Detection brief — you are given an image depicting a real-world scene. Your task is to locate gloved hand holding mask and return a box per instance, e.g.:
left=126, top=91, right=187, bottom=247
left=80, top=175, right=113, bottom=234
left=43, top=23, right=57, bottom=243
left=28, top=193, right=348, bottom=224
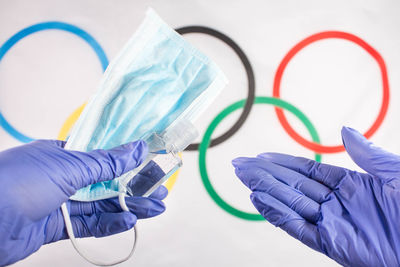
left=233, top=127, right=400, bottom=266
left=0, top=140, right=167, bottom=266
left=59, top=8, right=227, bottom=266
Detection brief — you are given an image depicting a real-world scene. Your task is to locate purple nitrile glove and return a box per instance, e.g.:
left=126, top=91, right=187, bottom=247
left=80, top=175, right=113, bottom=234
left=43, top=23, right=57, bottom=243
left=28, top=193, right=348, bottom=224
left=0, top=140, right=167, bottom=266
left=232, top=127, right=400, bottom=266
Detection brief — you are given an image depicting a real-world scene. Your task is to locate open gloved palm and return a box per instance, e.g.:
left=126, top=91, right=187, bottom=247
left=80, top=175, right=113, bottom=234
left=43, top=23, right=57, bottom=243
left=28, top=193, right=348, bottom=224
left=233, top=127, right=400, bottom=266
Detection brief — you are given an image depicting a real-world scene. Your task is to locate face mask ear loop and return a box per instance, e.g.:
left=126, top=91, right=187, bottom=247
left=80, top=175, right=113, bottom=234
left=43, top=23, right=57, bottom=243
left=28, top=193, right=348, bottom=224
left=118, top=192, right=129, bottom=211
left=60, top=200, right=138, bottom=266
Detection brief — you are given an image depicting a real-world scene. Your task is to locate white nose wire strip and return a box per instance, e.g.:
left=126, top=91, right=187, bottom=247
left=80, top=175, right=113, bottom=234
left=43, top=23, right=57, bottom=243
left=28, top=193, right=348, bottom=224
left=60, top=197, right=137, bottom=266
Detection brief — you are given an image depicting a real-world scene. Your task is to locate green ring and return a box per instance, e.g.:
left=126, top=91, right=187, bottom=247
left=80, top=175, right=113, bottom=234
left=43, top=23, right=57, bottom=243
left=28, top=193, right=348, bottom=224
left=199, top=96, right=322, bottom=221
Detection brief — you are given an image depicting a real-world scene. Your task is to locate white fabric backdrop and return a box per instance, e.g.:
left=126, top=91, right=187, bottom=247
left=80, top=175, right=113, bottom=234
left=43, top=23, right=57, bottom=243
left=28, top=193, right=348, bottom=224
left=1, top=0, right=399, bottom=266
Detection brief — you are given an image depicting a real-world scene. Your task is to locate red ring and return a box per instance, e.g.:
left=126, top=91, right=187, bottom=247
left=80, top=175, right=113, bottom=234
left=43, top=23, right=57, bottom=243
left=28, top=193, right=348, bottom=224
left=273, top=31, right=390, bottom=154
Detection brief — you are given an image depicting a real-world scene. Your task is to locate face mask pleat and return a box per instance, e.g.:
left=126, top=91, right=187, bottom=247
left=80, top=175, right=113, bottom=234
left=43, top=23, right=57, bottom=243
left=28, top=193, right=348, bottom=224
left=93, top=46, right=203, bottom=151
left=73, top=179, right=119, bottom=199
left=154, top=64, right=217, bottom=133
left=133, top=56, right=204, bottom=137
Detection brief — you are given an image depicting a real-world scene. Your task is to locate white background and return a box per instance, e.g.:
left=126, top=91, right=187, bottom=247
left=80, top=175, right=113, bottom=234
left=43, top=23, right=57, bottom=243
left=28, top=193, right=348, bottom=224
left=1, top=0, right=400, bottom=266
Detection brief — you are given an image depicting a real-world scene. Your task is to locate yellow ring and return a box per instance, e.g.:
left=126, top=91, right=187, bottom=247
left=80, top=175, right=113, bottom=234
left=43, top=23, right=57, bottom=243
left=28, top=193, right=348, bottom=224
left=57, top=103, right=181, bottom=193
left=57, top=103, right=86, bottom=140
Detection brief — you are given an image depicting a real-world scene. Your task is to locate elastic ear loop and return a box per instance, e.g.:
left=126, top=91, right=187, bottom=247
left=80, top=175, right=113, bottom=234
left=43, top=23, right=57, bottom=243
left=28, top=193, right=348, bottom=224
left=60, top=193, right=137, bottom=266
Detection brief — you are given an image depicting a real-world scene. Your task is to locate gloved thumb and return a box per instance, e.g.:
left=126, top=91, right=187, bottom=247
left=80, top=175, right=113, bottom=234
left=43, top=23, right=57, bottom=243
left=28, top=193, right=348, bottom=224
left=62, top=140, right=148, bottom=190
left=341, top=126, right=400, bottom=179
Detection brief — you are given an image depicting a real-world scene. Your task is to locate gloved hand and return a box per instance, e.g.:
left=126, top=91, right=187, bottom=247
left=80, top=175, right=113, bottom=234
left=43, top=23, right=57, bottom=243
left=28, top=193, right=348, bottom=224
left=0, top=140, right=167, bottom=266
left=232, top=127, right=400, bottom=266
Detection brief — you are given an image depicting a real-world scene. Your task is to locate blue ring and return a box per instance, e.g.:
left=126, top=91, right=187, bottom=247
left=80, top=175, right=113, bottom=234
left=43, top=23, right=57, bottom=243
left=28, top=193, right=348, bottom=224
left=0, top=21, right=109, bottom=143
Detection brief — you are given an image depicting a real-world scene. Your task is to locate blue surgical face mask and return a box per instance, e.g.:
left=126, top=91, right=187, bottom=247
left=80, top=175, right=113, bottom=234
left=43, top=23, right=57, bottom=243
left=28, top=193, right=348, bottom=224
left=60, top=8, right=227, bottom=266
left=64, top=8, right=227, bottom=202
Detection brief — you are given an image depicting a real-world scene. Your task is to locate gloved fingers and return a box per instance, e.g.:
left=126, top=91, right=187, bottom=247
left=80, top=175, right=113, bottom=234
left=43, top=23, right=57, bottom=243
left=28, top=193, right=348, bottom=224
left=71, top=211, right=137, bottom=238
left=257, top=153, right=348, bottom=189
left=234, top=165, right=320, bottom=223
left=342, top=126, right=400, bottom=179
left=148, top=185, right=169, bottom=200
left=36, top=139, right=66, bottom=148
left=232, top=157, right=331, bottom=203
left=251, top=191, right=322, bottom=253
left=69, top=196, right=166, bottom=219
left=123, top=197, right=166, bottom=219
left=63, top=140, right=148, bottom=190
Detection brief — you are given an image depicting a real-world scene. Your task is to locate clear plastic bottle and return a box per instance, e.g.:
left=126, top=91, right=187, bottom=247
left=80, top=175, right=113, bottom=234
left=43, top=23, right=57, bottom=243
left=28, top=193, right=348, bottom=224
left=120, top=120, right=198, bottom=197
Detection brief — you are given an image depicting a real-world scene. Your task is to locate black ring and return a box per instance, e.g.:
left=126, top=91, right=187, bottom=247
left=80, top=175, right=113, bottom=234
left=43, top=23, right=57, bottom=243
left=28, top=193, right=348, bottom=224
left=175, top=26, right=256, bottom=151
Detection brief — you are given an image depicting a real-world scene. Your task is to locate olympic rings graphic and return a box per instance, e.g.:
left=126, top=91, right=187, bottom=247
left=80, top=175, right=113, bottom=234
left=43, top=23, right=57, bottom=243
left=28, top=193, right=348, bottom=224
left=199, top=96, right=322, bottom=221
left=0, top=21, right=109, bottom=143
left=176, top=26, right=256, bottom=151
left=1, top=22, right=391, bottom=221
left=273, top=31, right=390, bottom=153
